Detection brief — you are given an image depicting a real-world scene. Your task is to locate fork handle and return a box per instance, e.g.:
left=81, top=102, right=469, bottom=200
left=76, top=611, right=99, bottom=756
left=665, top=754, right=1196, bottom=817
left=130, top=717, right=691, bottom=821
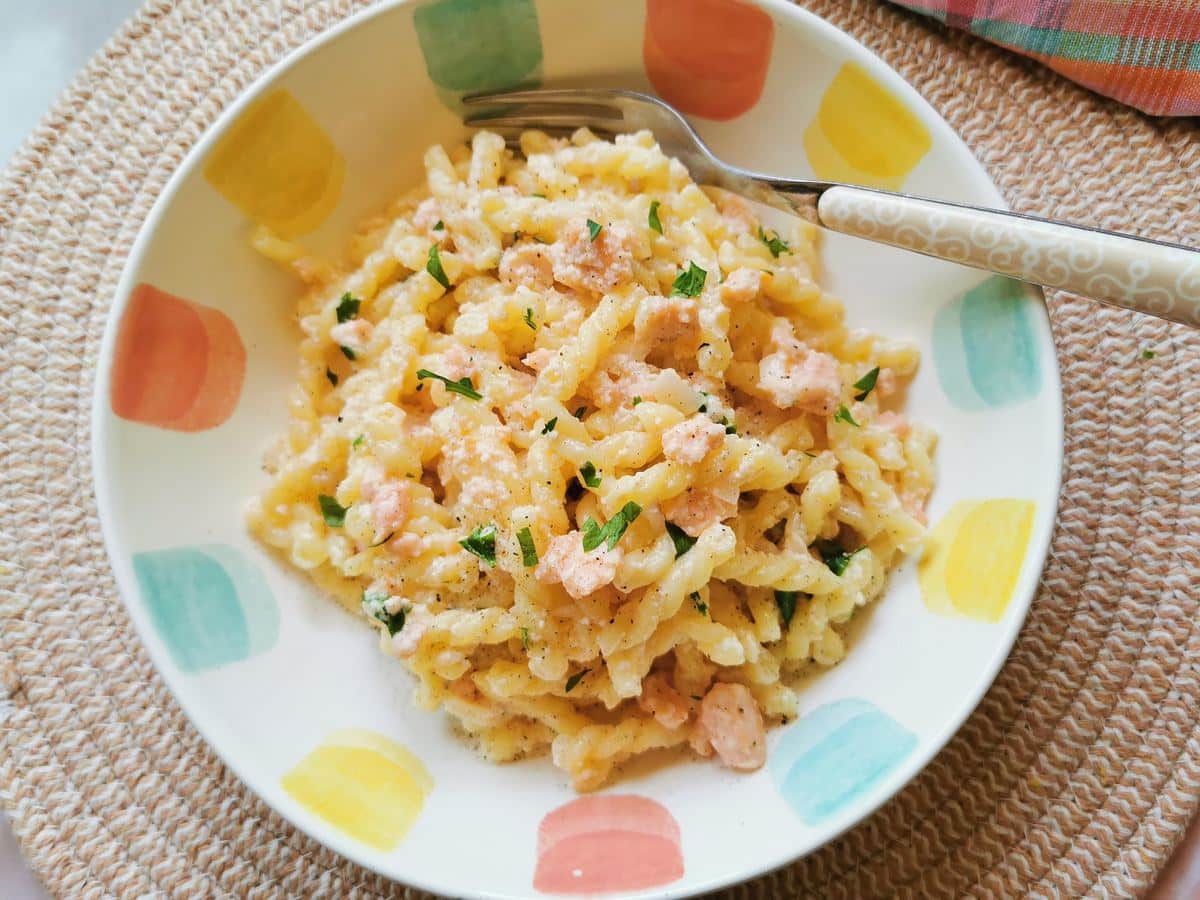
left=816, top=184, right=1200, bottom=327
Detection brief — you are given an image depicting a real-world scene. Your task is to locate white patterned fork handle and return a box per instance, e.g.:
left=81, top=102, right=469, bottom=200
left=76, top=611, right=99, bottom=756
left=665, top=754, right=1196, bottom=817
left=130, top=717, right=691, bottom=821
left=816, top=185, right=1200, bottom=327
left=465, top=88, right=1200, bottom=328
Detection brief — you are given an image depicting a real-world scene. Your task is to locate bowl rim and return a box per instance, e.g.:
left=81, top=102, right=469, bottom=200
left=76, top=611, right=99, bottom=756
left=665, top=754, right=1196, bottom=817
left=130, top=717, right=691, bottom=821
left=90, top=1, right=1064, bottom=896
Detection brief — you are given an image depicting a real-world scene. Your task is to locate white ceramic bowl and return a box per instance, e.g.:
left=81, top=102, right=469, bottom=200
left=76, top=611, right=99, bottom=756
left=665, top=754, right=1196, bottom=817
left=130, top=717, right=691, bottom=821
left=92, top=1, right=1063, bottom=896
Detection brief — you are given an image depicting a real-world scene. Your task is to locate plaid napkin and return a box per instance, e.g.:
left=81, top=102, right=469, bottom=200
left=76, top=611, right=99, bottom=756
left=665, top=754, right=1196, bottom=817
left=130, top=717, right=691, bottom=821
left=891, top=0, right=1200, bottom=115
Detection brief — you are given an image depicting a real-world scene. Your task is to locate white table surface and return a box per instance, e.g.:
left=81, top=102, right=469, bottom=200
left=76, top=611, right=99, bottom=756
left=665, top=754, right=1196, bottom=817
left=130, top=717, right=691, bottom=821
left=1, top=3, right=1195, bottom=898
left=0, top=6, right=143, bottom=895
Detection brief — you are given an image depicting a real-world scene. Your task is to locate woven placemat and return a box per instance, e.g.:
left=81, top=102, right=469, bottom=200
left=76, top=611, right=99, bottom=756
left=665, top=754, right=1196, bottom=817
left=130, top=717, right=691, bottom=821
left=2, top=1, right=1198, bottom=897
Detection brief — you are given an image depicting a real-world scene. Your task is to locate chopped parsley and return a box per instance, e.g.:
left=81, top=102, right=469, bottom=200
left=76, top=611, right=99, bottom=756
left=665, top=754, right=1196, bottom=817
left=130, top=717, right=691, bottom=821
left=352, top=434, right=365, bottom=450
left=564, top=668, right=590, bottom=693
left=520, top=627, right=531, bottom=650
left=362, top=591, right=406, bottom=637
left=648, top=200, right=663, bottom=234
left=579, top=461, right=601, bottom=488
left=1141, top=348, right=1157, bottom=360
left=632, top=396, right=643, bottom=406
left=325, top=368, right=339, bottom=387
left=817, top=542, right=862, bottom=576
left=532, top=192, right=547, bottom=199
left=581, top=501, right=642, bottom=552
left=586, top=218, right=602, bottom=242
left=690, top=591, right=708, bottom=616
left=335, top=292, right=360, bottom=323
left=774, top=590, right=799, bottom=627
left=416, top=368, right=482, bottom=400
left=317, top=494, right=348, bottom=527
left=340, top=345, right=357, bottom=361
left=426, top=243, right=451, bottom=289
left=517, top=526, right=539, bottom=567
left=698, top=402, right=708, bottom=413
left=459, top=524, right=498, bottom=566
left=523, top=307, right=536, bottom=330
left=833, top=405, right=860, bottom=427
left=670, top=261, right=707, bottom=298
left=573, top=406, right=587, bottom=419
left=433, top=220, right=445, bottom=231
left=665, top=521, right=697, bottom=558
left=853, top=367, right=880, bottom=401
left=541, top=417, right=558, bottom=434
left=758, top=226, right=790, bottom=258
left=719, top=416, right=737, bottom=435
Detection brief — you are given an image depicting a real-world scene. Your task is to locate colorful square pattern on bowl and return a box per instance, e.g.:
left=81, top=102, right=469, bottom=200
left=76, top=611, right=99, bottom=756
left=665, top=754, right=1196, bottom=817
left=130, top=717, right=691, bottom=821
left=535, top=795, right=683, bottom=894
left=131, top=544, right=278, bottom=672
left=109, top=283, right=245, bottom=432
left=643, top=0, right=774, bottom=120
left=282, top=729, right=433, bottom=851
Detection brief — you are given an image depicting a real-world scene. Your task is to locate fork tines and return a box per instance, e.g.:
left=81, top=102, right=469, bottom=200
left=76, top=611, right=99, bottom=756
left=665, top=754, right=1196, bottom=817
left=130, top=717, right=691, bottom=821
left=462, top=89, right=630, bottom=143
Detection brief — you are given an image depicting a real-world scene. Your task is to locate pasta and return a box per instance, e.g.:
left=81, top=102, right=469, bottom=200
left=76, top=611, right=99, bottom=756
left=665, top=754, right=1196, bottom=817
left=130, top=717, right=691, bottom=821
left=246, top=129, right=936, bottom=790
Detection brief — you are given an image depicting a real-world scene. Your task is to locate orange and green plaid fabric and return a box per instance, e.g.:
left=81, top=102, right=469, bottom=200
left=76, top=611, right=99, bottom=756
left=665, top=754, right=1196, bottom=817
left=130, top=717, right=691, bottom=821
left=891, top=0, right=1200, bottom=115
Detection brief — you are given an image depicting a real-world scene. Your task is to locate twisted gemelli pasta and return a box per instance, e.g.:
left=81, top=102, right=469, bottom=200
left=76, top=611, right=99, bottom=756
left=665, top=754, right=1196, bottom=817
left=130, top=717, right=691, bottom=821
left=246, top=129, right=936, bottom=790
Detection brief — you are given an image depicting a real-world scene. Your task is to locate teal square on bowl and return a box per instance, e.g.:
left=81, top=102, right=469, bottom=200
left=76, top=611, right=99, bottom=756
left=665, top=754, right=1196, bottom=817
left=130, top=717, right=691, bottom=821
left=132, top=545, right=278, bottom=672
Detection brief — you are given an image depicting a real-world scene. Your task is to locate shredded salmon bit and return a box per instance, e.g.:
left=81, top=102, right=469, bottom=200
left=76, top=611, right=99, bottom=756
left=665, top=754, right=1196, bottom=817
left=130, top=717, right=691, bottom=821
left=690, top=682, right=766, bottom=771
left=535, top=532, right=623, bottom=599
left=719, top=267, right=763, bottom=304
left=551, top=217, right=636, bottom=294
left=758, top=321, right=841, bottom=415
left=638, top=673, right=691, bottom=729
left=661, top=414, right=726, bottom=465
left=660, top=484, right=739, bottom=537
left=499, top=241, right=554, bottom=290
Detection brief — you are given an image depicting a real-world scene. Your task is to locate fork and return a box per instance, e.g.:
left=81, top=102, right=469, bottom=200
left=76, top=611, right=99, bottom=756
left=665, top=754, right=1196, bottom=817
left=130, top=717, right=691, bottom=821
left=464, top=88, right=1200, bottom=328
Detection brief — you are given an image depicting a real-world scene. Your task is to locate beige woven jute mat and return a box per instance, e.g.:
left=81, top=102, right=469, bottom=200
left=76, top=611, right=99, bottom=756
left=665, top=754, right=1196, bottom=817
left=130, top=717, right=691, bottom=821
left=2, top=1, right=1198, bottom=897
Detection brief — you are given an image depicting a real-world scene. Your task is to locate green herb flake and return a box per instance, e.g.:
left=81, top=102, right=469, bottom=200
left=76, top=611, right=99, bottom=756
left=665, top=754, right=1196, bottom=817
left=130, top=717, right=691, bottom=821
left=586, top=219, right=603, bottom=242
left=690, top=591, right=708, bottom=616
left=670, top=261, right=707, bottom=298
left=340, top=345, right=357, bottom=361
left=817, top=542, right=862, bottom=576
left=541, top=417, right=558, bottom=434
left=318, top=494, right=348, bottom=528
left=517, top=526, right=539, bottom=567
left=426, top=243, right=451, bottom=289
left=362, top=591, right=407, bottom=637
left=665, top=521, right=697, bottom=558
left=325, top=368, right=339, bottom=387
left=459, top=523, right=498, bottom=566
left=648, top=200, right=663, bottom=234
left=632, top=396, right=643, bottom=406
left=532, top=192, right=547, bottom=199
left=580, top=461, right=601, bottom=488
left=564, top=668, right=590, bottom=693
left=335, top=292, right=361, bottom=323
left=833, top=405, right=860, bottom=427
left=774, top=590, right=799, bottom=627
left=416, top=368, right=482, bottom=401
left=520, top=626, right=531, bottom=650
left=574, top=406, right=587, bottom=420
left=853, top=367, right=880, bottom=402
left=524, top=307, right=537, bottom=330
left=1141, top=348, right=1157, bottom=360
left=698, top=403, right=708, bottom=413
left=352, top=434, right=365, bottom=450
left=581, top=502, right=643, bottom=553
left=433, top=220, right=445, bottom=231
left=758, top=226, right=790, bottom=258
